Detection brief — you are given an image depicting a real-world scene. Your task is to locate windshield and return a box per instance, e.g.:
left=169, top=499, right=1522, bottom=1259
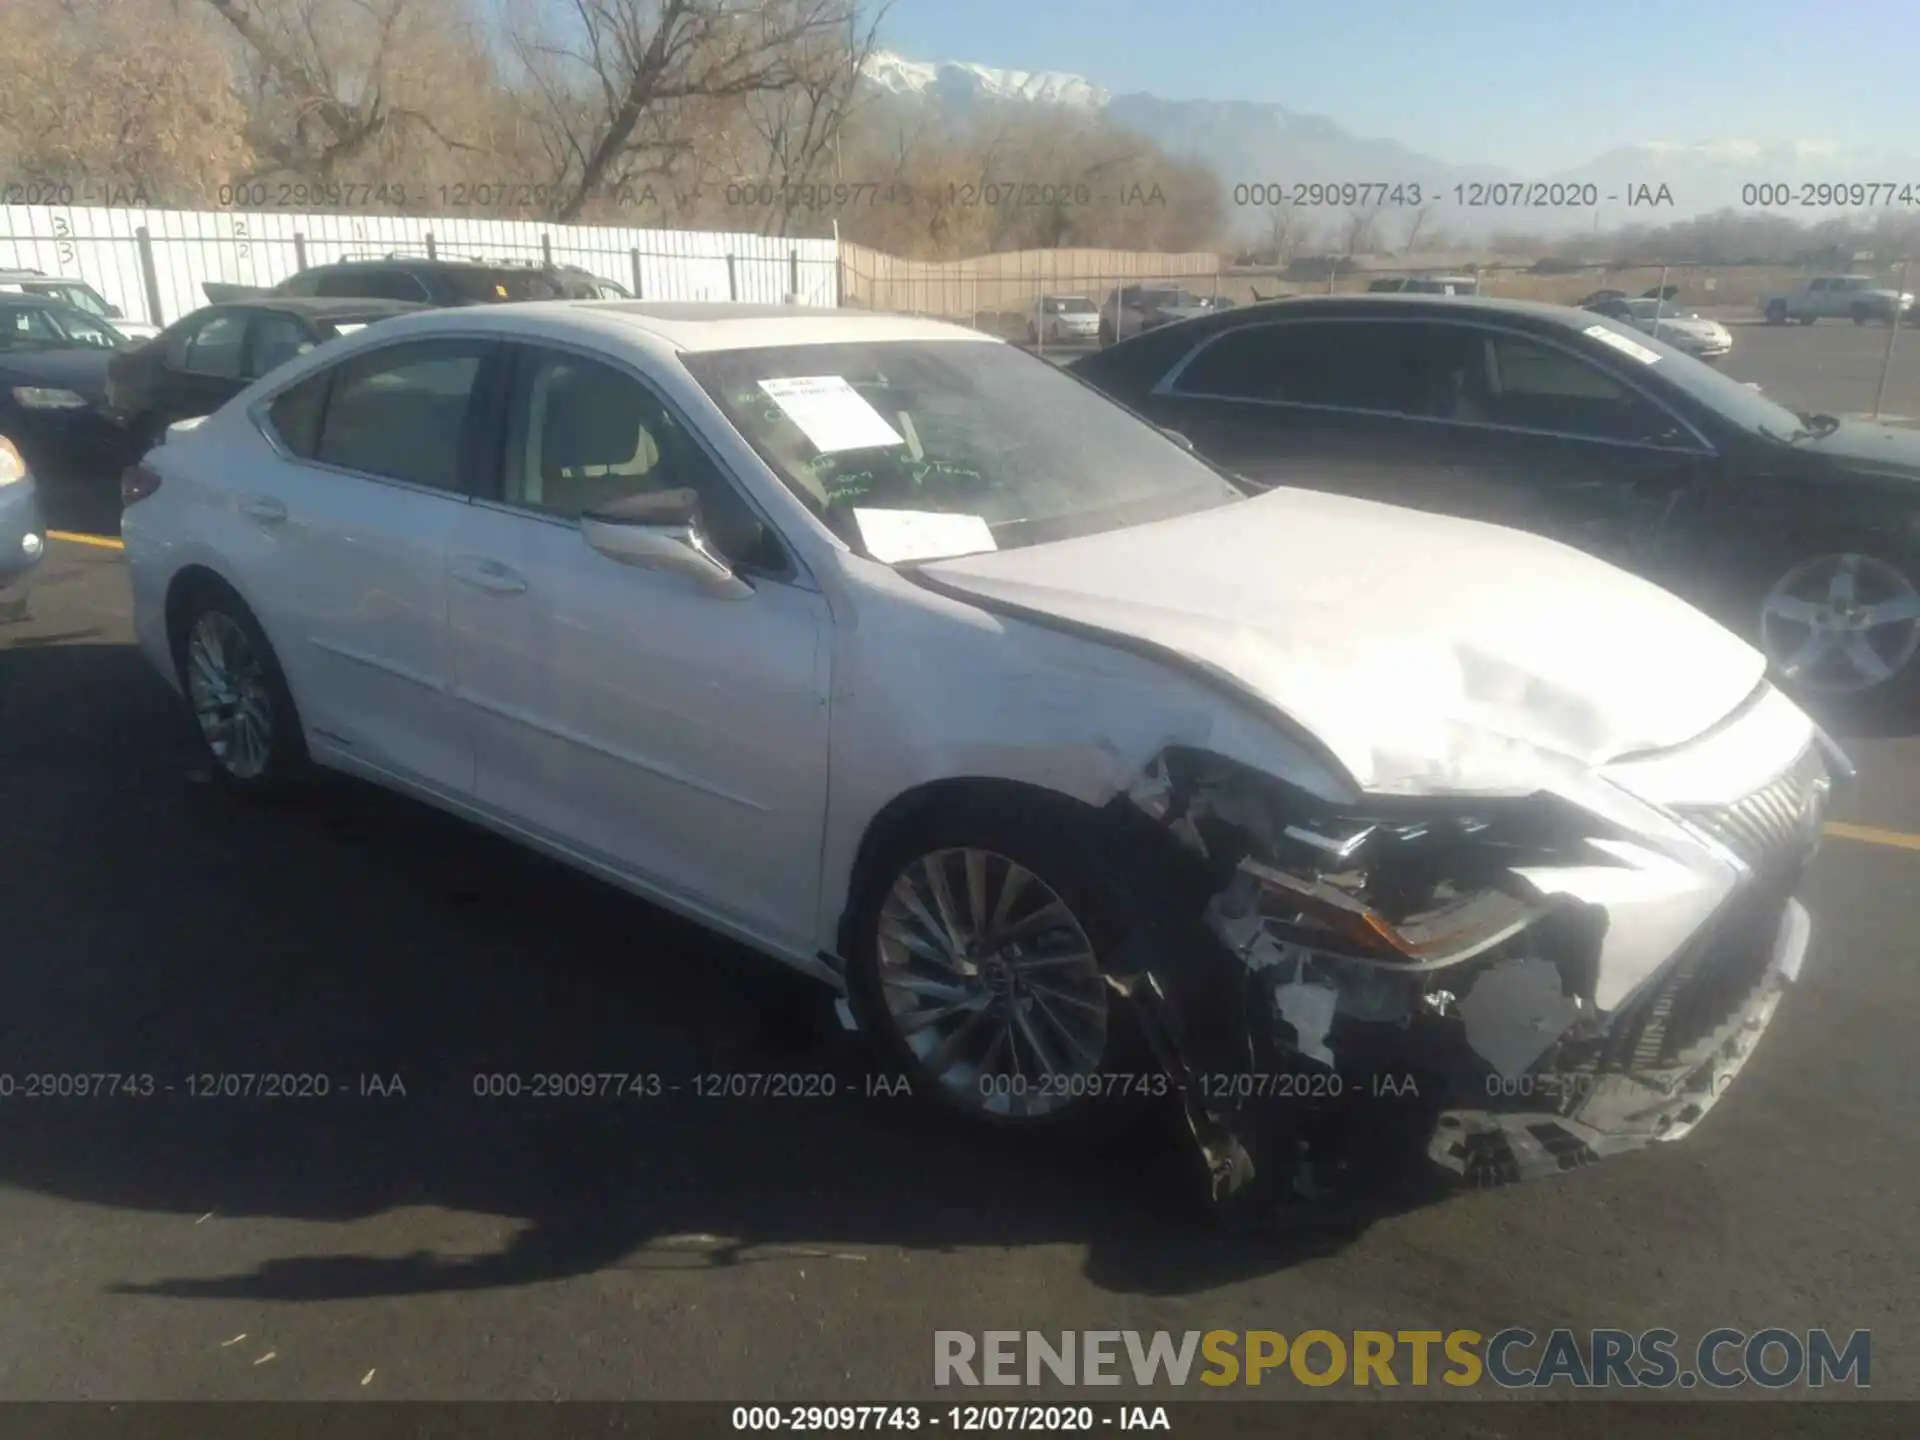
left=1581, top=313, right=1808, bottom=435
left=1624, top=299, right=1697, bottom=320
left=0, top=303, right=123, bottom=350
left=442, top=268, right=566, bottom=302
left=31, top=282, right=112, bottom=317
left=1045, top=297, right=1096, bottom=314
left=683, top=340, right=1245, bottom=561
left=1141, top=289, right=1203, bottom=307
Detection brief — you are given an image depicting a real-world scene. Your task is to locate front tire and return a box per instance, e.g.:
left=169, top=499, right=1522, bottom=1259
left=844, top=794, right=1154, bottom=1135
left=1753, top=546, right=1920, bottom=712
left=171, top=585, right=309, bottom=794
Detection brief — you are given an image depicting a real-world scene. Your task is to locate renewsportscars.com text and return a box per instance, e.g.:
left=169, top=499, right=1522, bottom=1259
left=933, top=1328, right=1871, bottom=1390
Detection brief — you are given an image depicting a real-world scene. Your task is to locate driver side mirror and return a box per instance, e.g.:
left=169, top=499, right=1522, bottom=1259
left=106, top=304, right=125, bottom=319
left=579, top=487, right=753, bottom=599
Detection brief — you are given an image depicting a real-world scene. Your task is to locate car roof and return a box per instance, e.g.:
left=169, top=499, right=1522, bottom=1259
left=361, top=300, right=1001, bottom=353
left=311, top=258, right=564, bottom=274
left=1181, top=293, right=1582, bottom=325
left=200, top=297, right=425, bottom=319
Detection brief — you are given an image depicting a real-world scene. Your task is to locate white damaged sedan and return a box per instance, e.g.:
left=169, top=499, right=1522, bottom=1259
left=122, top=302, right=1847, bottom=1213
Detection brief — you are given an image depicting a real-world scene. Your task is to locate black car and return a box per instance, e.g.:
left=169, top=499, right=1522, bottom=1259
left=206, top=256, right=609, bottom=308
left=1069, top=294, right=1920, bottom=710
left=0, top=295, right=133, bottom=475
left=106, top=297, right=422, bottom=449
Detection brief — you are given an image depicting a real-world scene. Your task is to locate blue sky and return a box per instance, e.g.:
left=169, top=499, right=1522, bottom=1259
left=879, top=0, right=1919, bottom=173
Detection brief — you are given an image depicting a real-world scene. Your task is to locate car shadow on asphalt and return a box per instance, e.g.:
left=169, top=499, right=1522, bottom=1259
left=0, top=641, right=1446, bottom=1305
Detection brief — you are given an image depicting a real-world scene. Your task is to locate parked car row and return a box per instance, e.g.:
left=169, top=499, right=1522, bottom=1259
left=0, top=257, right=636, bottom=476
left=117, top=290, right=1857, bottom=1219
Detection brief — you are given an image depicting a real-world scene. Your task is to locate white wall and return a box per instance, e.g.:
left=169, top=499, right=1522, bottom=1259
left=0, top=206, right=840, bottom=327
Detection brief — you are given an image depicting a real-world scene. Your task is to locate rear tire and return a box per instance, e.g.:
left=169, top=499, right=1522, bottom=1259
left=170, top=582, right=309, bottom=795
left=1765, top=302, right=1787, bottom=325
left=1097, top=320, right=1114, bottom=348
left=844, top=792, right=1161, bottom=1138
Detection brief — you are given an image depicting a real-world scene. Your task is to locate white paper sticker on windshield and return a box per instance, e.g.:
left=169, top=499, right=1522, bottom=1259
left=1583, top=324, right=1661, bottom=365
left=758, top=375, right=904, bottom=454
left=853, top=509, right=996, bottom=564
left=332, top=323, right=367, bottom=336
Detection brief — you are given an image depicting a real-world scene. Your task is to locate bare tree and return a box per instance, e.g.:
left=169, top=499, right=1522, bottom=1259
left=734, top=3, right=891, bottom=236
left=504, top=0, right=863, bottom=223
left=1342, top=203, right=1382, bottom=257
left=198, top=0, right=490, bottom=183
left=1400, top=202, right=1435, bottom=254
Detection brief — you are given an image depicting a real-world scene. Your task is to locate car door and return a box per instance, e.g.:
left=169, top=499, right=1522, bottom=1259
left=444, top=342, right=832, bottom=954
left=1133, top=317, right=1508, bottom=514
left=1416, top=320, right=1716, bottom=570
left=246, top=336, right=495, bottom=795
left=162, top=309, right=253, bottom=422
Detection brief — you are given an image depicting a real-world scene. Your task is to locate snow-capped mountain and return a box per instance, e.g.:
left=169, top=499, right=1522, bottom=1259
left=861, top=50, right=1108, bottom=109
left=858, top=49, right=1920, bottom=240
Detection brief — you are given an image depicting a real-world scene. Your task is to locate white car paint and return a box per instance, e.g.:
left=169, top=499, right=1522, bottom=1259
left=1602, top=301, right=1732, bottom=358
left=124, top=301, right=1824, bottom=1027
left=1027, top=296, right=1101, bottom=344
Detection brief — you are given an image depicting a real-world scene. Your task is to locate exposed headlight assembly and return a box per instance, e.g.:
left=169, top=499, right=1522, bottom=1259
left=1229, top=812, right=1575, bottom=969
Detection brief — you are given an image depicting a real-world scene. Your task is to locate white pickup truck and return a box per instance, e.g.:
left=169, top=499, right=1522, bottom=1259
left=1761, top=274, right=1913, bottom=325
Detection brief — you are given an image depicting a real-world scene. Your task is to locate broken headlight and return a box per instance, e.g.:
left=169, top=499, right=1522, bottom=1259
left=1219, top=803, right=1614, bottom=972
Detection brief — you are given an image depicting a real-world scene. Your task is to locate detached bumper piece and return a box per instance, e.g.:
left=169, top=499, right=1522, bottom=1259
left=1429, top=894, right=1808, bottom=1187
left=1113, top=740, right=1836, bottom=1220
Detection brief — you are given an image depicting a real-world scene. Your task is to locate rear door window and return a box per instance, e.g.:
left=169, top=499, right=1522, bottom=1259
left=1170, top=321, right=1430, bottom=414
left=313, top=339, right=490, bottom=490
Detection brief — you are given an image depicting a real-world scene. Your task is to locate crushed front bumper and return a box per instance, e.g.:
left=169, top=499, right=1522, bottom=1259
left=1428, top=894, right=1807, bottom=1186
left=1103, top=726, right=1841, bottom=1216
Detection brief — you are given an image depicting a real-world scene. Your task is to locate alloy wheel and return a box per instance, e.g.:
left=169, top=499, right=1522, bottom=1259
left=184, top=610, right=275, bottom=778
left=1760, top=552, right=1920, bottom=695
left=874, top=847, right=1109, bottom=1119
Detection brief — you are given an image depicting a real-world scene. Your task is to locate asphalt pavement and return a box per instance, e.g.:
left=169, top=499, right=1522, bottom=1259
left=2, top=543, right=1918, bottom=1402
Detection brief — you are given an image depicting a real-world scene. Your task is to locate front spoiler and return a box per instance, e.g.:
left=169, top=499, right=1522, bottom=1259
left=1427, top=898, right=1809, bottom=1186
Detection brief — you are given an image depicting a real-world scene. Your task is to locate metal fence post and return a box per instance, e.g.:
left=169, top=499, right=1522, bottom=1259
left=726, top=254, right=739, bottom=301
left=1872, top=257, right=1908, bottom=421
left=425, top=232, right=437, bottom=260
left=134, top=227, right=165, bottom=327
left=541, top=233, right=553, bottom=267
left=631, top=247, right=643, bottom=298
left=293, top=231, right=309, bottom=271
left=788, top=247, right=800, bottom=303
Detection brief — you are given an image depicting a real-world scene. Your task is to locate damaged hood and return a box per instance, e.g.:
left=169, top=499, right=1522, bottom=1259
left=920, top=488, right=1767, bottom=794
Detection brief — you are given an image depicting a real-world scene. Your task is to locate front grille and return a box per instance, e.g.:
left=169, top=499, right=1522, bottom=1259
left=1674, top=745, right=1832, bottom=874
left=1584, top=750, right=1829, bottom=1072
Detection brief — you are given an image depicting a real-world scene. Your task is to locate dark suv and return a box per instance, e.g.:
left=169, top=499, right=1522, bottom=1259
left=206, top=257, right=618, bottom=307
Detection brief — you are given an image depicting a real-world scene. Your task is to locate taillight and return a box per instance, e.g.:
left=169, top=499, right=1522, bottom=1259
left=122, top=462, right=161, bottom=506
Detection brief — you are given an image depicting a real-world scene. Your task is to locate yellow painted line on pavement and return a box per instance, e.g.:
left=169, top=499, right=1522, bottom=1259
left=1824, top=821, right=1920, bottom=853
left=46, top=530, right=124, bottom=550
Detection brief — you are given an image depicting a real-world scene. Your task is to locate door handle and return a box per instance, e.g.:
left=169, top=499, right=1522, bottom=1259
left=241, top=494, right=287, bottom=524
left=450, top=556, right=529, bottom=595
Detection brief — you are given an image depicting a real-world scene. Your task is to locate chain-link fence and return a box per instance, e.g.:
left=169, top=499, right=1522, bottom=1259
left=839, top=246, right=1919, bottom=421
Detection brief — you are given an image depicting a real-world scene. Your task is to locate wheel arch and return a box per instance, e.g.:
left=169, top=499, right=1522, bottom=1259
left=832, top=775, right=1104, bottom=962
left=164, top=563, right=252, bottom=664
